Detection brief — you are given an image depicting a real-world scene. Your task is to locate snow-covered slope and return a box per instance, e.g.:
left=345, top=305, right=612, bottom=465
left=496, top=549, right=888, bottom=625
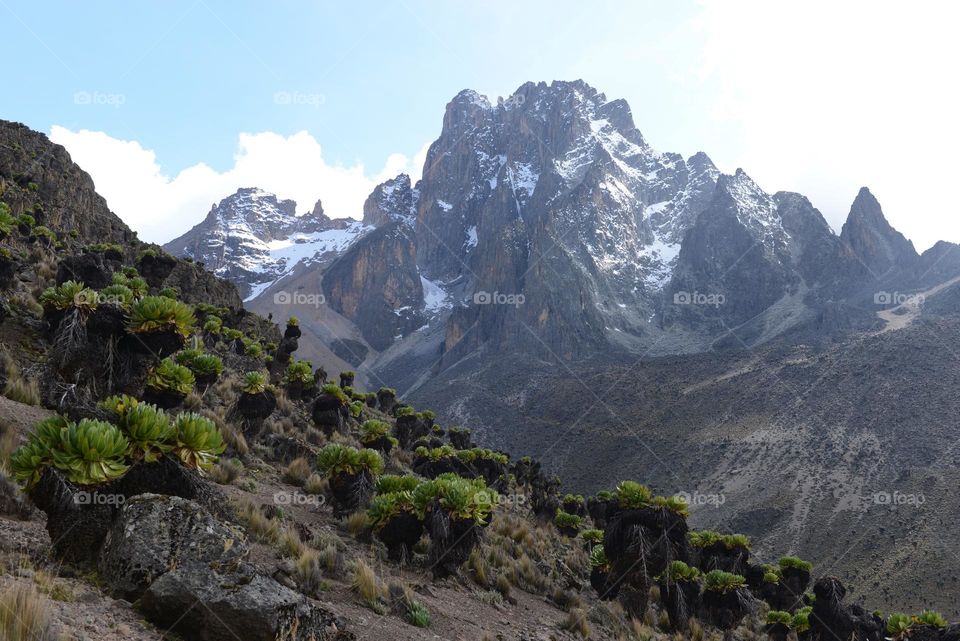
left=164, top=188, right=371, bottom=300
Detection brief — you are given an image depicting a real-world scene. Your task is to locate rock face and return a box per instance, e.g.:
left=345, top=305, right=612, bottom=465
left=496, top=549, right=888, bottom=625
left=322, top=222, right=424, bottom=350
left=164, top=188, right=369, bottom=300
left=99, top=495, right=353, bottom=641
left=0, top=120, right=133, bottom=245
left=840, top=187, right=918, bottom=278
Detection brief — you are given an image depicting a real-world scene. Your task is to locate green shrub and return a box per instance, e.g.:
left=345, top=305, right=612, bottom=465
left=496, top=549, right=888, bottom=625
left=86, top=242, right=122, bottom=254
left=368, top=491, right=416, bottom=529
left=317, top=444, right=384, bottom=477
left=120, top=403, right=173, bottom=462
left=242, top=371, right=267, bottom=394
left=39, top=280, right=97, bottom=311
left=589, top=545, right=608, bottom=570
left=376, top=474, right=420, bottom=494
left=0, top=207, right=15, bottom=236
left=98, top=284, right=135, bottom=308
left=793, top=607, right=813, bottom=633
left=615, top=480, right=653, bottom=509
left=652, top=494, right=689, bottom=517
left=702, top=570, right=746, bottom=593
left=32, top=225, right=56, bottom=243
left=778, top=555, right=812, bottom=573
left=359, top=420, right=392, bottom=444
left=287, top=316, right=299, bottom=327
left=767, top=611, right=793, bottom=626
left=8, top=416, right=70, bottom=487
left=320, top=382, right=348, bottom=404
left=407, top=600, right=430, bottom=628
left=51, top=419, right=129, bottom=485
left=147, top=358, right=195, bottom=395
left=553, top=509, right=582, bottom=531
left=410, top=475, right=495, bottom=525
left=17, top=213, right=36, bottom=227
left=349, top=400, right=364, bottom=418
left=887, top=614, right=911, bottom=637
left=688, top=530, right=750, bottom=550
left=243, top=339, right=263, bottom=358
left=284, top=360, right=315, bottom=386
left=98, top=394, right=140, bottom=418
left=175, top=349, right=224, bottom=379
left=203, top=316, right=223, bottom=334
left=172, top=412, right=226, bottom=471
left=129, top=296, right=195, bottom=338
left=662, top=560, right=701, bottom=583
left=916, top=611, right=947, bottom=627
left=158, top=287, right=179, bottom=299
left=395, top=406, right=415, bottom=417
left=581, top=529, right=604, bottom=544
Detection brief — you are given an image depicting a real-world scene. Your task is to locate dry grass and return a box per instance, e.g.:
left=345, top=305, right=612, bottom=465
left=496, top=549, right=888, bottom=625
left=350, top=559, right=385, bottom=607
left=0, top=582, right=55, bottom=641
left=182, top=391, right=203, bottom=410
left=468, top=547, right=489, bottom=587
left=278, top=525, right=307, bottom=558
left=344, top=511, right=370, bottom=537
left=294, top=549, right=327, bottom=595
left=0, top=422, right=19, bottom=468
left=689, top=618, right=704, bottom=641
left=284, top=457, right=311, bottom=486
left=1, top=353, right=40, bottom=408
left=209, top=458, right=243, bottom=485
left=202, top=408, right=248, bottom=456
left=561, top=607, right=590, bottom=638
left=236, top=499, right=279, bottom=543
left=275, top=390, right=294, bottom=416
left=304, top=473, right=326, bottom=495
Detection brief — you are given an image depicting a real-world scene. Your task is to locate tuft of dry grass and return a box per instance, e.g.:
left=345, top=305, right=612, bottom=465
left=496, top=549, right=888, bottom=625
left=0, top=582, right=55, bottom=641
left=468, top=547, right=489, bottom=587
left=278, top=525, right=307, bottom=558
left=688, top=617, right=704, bottom=641
left=344, top=511, right=371, bottom=537
left=350, top=559, right=385, bottom=608
left=284, top=457, right=311, bottom=486
left=275, top=390, right=294, bottom=416
left=560, top=607, right=590, bottom=638
left=2, top=356, right=40, bottom=407
left=236, top=499, right=279, bottom=543
left=294, top=549, right=327, bottom=595
left=304, top=473, right=326, bottom=495
left=209, top=458, right=243, bottom=485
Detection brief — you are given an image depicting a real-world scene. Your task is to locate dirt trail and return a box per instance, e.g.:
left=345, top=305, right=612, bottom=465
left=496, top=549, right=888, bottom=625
left=876, top=274, right=960, bottom=333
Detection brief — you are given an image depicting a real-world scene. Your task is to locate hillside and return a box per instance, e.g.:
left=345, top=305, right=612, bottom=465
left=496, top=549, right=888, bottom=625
left=1, top=120, right=958, bottom=641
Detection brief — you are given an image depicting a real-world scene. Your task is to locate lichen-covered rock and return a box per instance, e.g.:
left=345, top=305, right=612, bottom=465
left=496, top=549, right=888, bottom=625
left=100, top=494, right=353, bottom=641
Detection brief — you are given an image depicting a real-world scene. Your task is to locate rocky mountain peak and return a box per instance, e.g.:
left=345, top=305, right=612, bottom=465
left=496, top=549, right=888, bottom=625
left=840, top=186, right=918, bottom=276
left=362, top=174, right=418, bottom=228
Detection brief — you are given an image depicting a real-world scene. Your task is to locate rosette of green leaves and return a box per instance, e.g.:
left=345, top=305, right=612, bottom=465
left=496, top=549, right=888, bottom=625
left=121, top=403, right=173, bottom=462
left=242, top=371, right=267, bottom=394
left=51, top=419, right=129, bottom=485
left=98, top=394, right=140, bottom=420
left=9, top=415, right=71, bottom=487
left=147, top=358, right=195, bottom=395
left=172, top=412, right=226, bottom=472
left=368, top=490, right=416, bottom=529
left=316, top=444, right=384, bottom=477
left=128, top=295, right=195, bottom=338
left=39, top=280, right=98, bottom=312
left=175, top=348, right=224, bottom=379
left=283, top=360, right=315, bottom=386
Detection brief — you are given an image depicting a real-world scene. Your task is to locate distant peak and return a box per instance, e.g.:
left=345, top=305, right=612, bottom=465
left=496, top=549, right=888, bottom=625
left=451, top=89, right=492, bottom=110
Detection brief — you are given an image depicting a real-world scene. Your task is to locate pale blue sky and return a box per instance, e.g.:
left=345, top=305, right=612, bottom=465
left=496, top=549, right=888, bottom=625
left=3, top=1, right=958, bottom=248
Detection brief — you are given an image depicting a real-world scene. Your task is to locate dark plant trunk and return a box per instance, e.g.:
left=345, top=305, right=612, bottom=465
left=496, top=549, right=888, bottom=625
left=311, top=393, right=347, bottom=435
left=376, top=388, right=396, bottom=414
left=701, top=587, right=754, bottom=630
left=236, top=390, right=277, bottom=421
left=142, top=386, right=186, bottom=410
left=766, top=622, right=791, bottom=641
left=138, top=253, right=177, bottom=289
left=123, top=329, right=185, bottom=357
left=327, top=470, right=374, bottom=517
left=284, top=325, right=301, bottom=340
left=426, top=507, right=481, bottom=578
left=339, top=372, right=354, bottom=388
left=362, top=436, right=394, bottom=455
left=590, top=567, right=620, bottom=600
left=375, top=511, right=423, bottom=561
left=659, top=580, right=702, bottom=630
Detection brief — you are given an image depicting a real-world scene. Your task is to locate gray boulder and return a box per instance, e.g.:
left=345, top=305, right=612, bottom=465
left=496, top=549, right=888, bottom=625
left=98, top=494, right=353, bottom=641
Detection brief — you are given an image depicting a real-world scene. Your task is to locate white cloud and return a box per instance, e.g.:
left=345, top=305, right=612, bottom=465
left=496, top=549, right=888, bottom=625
left=692, top=0, right=960, bottom=251
left=49, top=127, right=430, bottom=244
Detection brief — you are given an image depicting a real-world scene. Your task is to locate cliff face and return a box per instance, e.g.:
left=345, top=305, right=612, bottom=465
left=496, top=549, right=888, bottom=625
left=322, top=222, right=424, bottom=351
left=0, top=120, right=133, bottom=244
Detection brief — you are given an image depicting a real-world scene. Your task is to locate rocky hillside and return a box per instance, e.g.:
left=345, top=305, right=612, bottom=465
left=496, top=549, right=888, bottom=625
left=7, top=119, right=960, bottom=641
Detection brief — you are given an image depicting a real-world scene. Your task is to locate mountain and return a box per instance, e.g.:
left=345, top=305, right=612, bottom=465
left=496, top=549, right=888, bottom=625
left=164, top=187, right=369, bottom=301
